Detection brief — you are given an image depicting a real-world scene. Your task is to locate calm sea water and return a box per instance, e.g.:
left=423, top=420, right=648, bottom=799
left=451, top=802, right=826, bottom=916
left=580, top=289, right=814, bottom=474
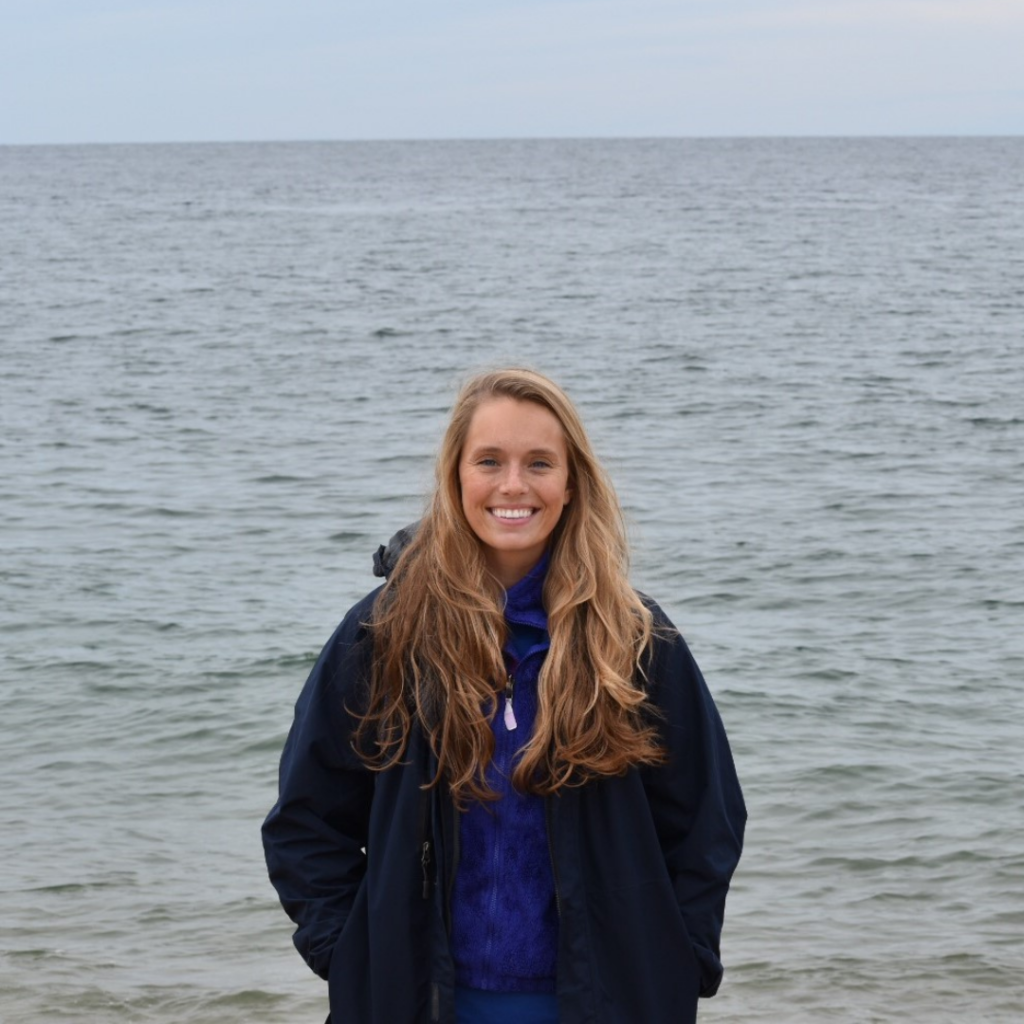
left=1, top=138, right=1022, bottom=1023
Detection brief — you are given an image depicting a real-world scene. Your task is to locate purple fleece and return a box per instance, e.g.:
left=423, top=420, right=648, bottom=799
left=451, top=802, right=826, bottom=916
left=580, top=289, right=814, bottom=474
left=449, top=555, right=558, bottom=993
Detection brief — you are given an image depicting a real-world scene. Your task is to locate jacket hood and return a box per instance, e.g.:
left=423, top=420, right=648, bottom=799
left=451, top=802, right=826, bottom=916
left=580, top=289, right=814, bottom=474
left=372, top=521, right=420, bottom=578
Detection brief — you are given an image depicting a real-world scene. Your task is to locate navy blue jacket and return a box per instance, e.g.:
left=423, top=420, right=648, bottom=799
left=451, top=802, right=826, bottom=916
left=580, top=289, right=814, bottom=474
left=262, top=586, right=746, bottom=1023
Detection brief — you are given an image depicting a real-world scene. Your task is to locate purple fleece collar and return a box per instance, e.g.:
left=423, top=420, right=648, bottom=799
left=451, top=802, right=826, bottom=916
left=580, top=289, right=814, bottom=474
left=503, top=550, right=550, bottom=632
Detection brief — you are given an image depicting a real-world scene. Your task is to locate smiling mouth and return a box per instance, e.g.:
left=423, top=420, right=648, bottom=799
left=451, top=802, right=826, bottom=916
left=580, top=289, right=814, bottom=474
left=490, top=508, right=537, bottom=520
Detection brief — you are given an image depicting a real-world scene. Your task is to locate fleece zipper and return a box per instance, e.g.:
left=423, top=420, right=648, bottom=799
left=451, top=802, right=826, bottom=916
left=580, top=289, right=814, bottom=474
left=544, top=797, right=563, bottom=920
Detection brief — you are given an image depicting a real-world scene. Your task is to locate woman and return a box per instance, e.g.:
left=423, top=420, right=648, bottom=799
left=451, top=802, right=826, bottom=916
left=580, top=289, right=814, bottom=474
left=263, top=368, right=746, bottom=1024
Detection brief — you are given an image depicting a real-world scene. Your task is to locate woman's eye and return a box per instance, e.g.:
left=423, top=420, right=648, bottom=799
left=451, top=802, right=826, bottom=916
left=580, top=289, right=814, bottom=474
left=531, top=460, right=551, bottom=469
left=478, top=458, right=499, bottom=467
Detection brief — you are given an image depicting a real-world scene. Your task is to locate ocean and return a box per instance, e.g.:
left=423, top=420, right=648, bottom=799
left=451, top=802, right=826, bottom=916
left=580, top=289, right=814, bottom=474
left=1, top=138, right=1022, bottom=1022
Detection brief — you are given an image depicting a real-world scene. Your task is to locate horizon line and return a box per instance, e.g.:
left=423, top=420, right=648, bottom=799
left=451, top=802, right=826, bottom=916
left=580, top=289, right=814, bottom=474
left=3, top=132, right=1021, bottom=148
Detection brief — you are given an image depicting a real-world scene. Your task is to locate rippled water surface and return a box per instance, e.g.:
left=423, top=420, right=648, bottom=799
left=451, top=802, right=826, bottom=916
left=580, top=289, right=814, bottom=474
left=1, top=138, right=1022, bottom=1022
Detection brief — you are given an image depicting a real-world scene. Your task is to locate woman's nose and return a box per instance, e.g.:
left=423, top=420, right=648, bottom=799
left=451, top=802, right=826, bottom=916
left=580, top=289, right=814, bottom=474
left=500, top=463, right=526, bottom=493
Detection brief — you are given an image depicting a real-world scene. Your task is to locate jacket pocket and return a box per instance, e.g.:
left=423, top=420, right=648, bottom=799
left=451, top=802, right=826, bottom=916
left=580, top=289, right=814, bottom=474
left=327, top=882, right=372, bottom=1021
left=589, top=877, right=701, bottom=1023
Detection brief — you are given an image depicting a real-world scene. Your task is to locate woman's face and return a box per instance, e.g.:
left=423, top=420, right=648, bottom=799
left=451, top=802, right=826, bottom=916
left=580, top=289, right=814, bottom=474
left=459, top=396, right=572, bottom=588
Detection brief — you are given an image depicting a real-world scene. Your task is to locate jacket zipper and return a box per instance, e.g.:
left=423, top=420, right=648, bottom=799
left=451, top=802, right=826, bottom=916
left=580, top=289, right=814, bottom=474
left=421, top=840, right=433, bottom=900
left=419, top=787, right=433, bottom=900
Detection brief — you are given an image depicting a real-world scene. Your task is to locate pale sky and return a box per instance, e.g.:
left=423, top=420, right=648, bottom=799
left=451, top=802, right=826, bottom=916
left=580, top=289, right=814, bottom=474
left=2, top=0, right=1021, bottom=144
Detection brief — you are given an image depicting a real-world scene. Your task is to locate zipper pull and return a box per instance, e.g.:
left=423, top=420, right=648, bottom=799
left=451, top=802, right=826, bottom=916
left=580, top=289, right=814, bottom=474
left=503, top=674, right=518, bottom=731
left=421, top=840, right=433, bottom=899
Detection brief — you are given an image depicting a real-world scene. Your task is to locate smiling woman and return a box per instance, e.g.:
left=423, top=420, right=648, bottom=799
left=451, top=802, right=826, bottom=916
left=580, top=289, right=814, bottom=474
left=262, top=368, right=746, bottom=1024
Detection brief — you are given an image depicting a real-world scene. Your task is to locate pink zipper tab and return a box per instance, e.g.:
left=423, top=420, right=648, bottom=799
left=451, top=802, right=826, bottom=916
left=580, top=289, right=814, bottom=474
left=503, top=675, right=518, bottom=731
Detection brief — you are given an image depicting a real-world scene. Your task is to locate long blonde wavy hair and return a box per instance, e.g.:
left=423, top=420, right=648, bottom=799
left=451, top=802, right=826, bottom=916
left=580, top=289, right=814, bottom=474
left=355, top=368, right=666, bottom=804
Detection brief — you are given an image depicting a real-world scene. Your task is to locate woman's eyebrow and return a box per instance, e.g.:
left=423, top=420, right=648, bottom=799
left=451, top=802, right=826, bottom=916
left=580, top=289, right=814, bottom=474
left=466, top=445, right=561, bottom=459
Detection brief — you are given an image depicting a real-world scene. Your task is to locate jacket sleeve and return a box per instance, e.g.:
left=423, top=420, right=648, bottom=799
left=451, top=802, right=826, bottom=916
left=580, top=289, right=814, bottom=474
left=261, top=594, right=378, bottom=980
left=640, top=604, right=747, bottom=998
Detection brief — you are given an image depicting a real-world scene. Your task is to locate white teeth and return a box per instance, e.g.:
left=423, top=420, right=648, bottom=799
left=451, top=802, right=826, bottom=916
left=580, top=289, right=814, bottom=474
left=492, top=508, right=534, bottom=519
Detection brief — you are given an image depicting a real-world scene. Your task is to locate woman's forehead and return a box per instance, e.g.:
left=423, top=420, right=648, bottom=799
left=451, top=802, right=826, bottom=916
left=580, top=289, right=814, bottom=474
left=463, top=397, right=566, bottom=450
